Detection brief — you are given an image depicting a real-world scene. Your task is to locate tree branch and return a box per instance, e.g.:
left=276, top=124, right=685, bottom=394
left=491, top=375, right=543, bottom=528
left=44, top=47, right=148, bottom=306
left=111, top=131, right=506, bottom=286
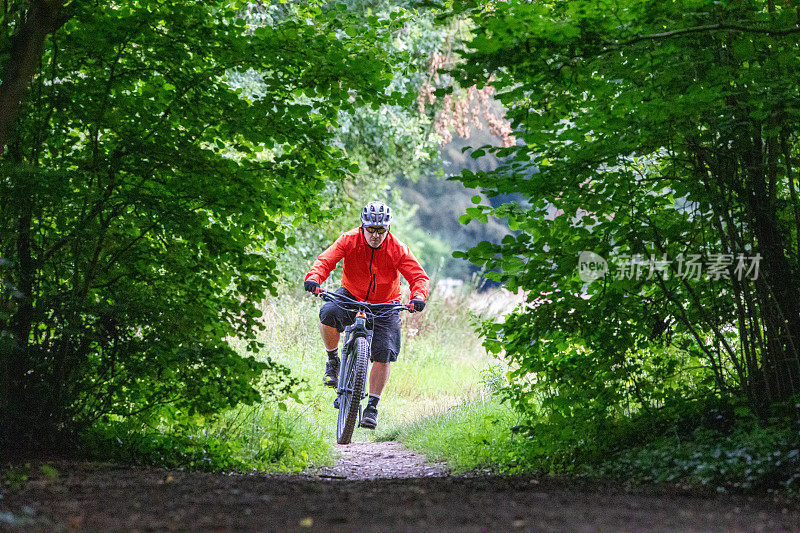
left=611, top=23, right=800, bottom=46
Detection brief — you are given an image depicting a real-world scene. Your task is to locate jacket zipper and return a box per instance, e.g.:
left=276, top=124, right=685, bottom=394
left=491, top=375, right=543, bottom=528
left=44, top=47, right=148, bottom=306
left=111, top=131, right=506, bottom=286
left=366, top=247, right=375, bottom=298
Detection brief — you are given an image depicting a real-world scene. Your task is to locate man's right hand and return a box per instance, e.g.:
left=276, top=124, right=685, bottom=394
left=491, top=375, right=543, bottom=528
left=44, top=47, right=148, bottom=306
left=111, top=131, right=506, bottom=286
left=304, top=280, right=323, bottom=295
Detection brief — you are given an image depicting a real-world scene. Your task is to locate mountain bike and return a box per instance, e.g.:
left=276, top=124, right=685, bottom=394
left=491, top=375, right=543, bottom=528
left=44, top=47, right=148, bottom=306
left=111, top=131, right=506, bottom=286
left=318, top=290, right=409, bottom=444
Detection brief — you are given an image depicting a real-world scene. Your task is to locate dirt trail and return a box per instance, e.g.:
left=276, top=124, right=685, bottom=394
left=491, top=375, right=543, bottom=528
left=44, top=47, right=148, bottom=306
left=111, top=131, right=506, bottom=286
left=1, top=442, right=797, bottom=531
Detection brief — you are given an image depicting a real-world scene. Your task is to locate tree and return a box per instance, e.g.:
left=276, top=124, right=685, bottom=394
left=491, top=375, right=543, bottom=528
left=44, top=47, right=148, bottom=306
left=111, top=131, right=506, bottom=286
left=272, top=3, right=469, bottom=281
left=0, top=0, right=400, bottom=452
left=0, top=0, right=74, bottom=156
left=272, top=2, right=522, bottom=282
left=450, top=0, right=800, bottom=428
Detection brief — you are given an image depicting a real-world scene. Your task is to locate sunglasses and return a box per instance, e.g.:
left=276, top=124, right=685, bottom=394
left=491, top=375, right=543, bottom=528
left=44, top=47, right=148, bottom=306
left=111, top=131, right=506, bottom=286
left=364, top=226, right=387, bottom=235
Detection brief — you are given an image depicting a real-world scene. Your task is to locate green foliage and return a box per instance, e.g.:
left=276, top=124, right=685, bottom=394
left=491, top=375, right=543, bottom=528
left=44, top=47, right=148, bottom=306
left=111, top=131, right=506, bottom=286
left=333, top=3, right=444, bottom=181
left=587, top=420, right=800, bottom=492
left=264, top=3, right=464, bottom=283
left=82, top=403, right=332, bottom=472
left=0, top=0, right=402, bottom=452
left=259, top=2, right=518, bottom=282
left=1, top=464, right=30, bottom=493
left=399, top=393, right=799, bottom=493
left=82, top=422, right=250, bottom=471
left=444, top=0, right=800, bottom=455
left=0, top=462, right=58, bottom=493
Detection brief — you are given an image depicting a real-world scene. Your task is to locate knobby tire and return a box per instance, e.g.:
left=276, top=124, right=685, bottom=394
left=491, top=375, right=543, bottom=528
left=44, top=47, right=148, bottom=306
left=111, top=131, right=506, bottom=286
left=336, top=336, right=369, bottom=444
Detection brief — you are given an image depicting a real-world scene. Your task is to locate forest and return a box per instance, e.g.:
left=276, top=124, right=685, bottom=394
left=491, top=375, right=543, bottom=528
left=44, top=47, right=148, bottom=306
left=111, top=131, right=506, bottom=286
left=1, top=0, right=799, bottom=519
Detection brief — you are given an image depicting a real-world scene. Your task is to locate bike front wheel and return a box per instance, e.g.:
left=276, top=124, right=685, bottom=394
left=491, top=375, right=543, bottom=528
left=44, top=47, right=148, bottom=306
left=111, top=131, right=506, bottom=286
left=336, top=336, right=369, bottom=444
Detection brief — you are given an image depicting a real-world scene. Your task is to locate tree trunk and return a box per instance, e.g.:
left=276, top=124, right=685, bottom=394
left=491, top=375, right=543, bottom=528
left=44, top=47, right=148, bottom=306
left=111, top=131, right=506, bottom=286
left=744, top=132, right=800, bottom=404
left=1, top=168, right=37, bottom=453
left=0, top=0, right=71, bottom=157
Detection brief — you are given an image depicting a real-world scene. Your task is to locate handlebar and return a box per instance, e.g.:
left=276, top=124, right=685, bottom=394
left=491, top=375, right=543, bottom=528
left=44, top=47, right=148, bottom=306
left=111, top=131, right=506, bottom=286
left=317, top=290, right=410, bottom=318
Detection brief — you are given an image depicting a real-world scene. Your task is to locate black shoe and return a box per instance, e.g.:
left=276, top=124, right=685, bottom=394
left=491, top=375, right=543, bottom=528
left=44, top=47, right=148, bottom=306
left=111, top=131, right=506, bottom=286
left=360, top=405, right=378, bottom=429
left=324, top=356, right=339, bottom=388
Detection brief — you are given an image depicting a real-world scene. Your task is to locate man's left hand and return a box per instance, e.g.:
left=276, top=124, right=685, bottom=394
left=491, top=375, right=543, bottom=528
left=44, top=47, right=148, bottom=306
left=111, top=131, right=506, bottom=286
left=407, top=299, right=426, bottom=313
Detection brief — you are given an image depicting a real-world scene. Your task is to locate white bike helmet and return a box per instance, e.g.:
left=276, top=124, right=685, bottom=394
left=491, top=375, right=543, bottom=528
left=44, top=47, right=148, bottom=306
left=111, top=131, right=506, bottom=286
left=361, top=201, right=393, bottom=227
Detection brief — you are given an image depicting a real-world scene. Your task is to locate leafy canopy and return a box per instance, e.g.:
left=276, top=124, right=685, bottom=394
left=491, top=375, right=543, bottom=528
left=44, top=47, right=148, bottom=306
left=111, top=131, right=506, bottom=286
left=449, top=0, right=800, bottom=448
left=0, top=0, right=403, bottom=449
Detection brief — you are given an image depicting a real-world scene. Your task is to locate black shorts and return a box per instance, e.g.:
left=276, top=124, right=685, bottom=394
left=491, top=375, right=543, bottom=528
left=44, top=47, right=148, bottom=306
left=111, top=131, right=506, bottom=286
left=319, top=287, right=401, bottom=363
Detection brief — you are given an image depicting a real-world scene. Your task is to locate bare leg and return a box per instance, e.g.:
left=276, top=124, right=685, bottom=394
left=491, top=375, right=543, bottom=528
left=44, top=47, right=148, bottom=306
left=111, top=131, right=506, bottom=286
left=369, top=361, right=391, bottom=396
left=320, top=323, right=339, bottom=351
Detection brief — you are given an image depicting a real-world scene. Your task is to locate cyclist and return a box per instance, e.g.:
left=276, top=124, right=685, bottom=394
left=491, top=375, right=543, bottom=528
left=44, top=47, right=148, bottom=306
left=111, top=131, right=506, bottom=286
left=304, top=201, right=429, bottom=429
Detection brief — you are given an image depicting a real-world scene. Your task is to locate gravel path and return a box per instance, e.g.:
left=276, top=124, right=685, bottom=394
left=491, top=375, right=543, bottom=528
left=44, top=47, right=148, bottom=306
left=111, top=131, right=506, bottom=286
left=314, top=441, right=448, bottom=480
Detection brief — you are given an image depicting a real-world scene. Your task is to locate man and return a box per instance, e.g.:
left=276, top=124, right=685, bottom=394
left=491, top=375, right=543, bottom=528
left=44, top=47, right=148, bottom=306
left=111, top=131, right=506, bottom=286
left=304, top=201, right=429, bottom=429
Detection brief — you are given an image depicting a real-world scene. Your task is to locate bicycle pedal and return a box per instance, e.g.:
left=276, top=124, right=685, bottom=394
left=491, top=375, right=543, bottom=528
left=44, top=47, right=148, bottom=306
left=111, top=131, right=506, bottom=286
left=333, top=396, right=341, bottom=410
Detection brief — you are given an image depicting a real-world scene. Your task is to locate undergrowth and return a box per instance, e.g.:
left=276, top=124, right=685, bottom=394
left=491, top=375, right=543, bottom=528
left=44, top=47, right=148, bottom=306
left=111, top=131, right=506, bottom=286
left=395, top=390, right=800, bottom=494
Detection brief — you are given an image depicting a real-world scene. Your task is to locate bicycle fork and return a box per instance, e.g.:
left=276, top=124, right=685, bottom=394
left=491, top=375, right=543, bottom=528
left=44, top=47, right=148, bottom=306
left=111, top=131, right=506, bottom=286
left=336, top=311, right=372, bottom=411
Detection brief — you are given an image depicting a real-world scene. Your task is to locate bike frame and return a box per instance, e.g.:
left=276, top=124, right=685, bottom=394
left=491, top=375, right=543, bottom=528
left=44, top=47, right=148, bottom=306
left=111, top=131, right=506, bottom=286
left=318, top=290, right=408, bottom=439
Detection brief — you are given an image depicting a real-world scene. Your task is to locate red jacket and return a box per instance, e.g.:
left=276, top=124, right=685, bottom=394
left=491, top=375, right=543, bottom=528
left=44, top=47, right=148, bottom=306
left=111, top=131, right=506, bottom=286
left=305, top=228, right=429, bottom=303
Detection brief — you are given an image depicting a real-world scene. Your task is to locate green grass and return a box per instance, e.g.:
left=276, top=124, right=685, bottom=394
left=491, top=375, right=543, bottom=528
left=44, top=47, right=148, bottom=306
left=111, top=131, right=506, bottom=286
left=386, top=396, right=524, bottom=472
left=388, top=391, right=800, bottom=494
left=219, top=284, right=501, bottom=472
